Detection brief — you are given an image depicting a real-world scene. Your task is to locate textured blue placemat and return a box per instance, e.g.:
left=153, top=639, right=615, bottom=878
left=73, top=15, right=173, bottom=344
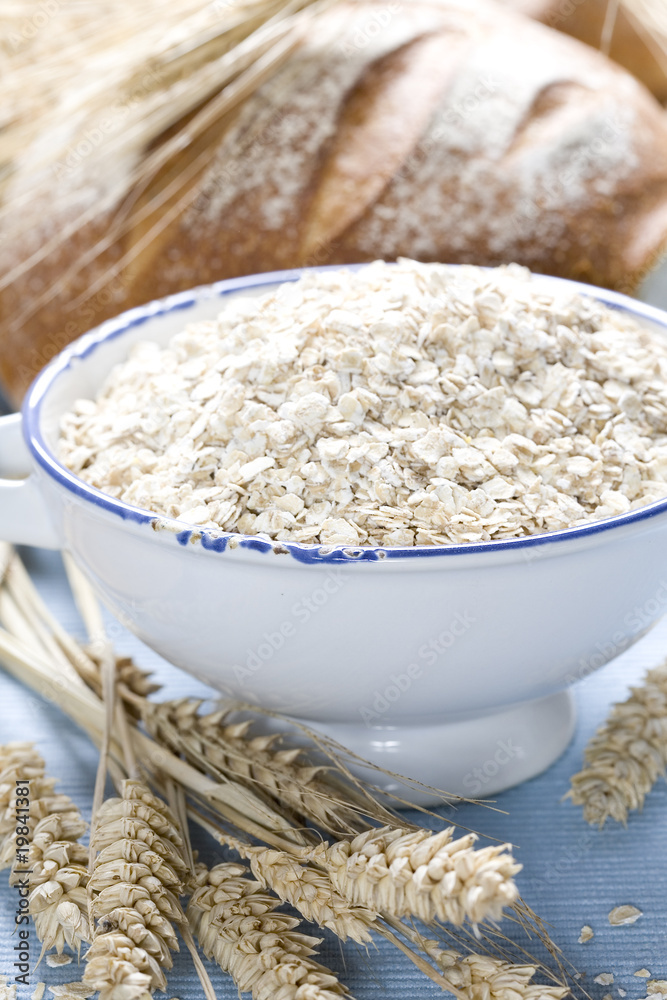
left=1, top=547, right=665, bottom=996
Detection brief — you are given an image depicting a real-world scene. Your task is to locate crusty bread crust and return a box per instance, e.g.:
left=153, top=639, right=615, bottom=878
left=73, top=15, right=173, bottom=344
left=3, top=0, right=667, bottom=401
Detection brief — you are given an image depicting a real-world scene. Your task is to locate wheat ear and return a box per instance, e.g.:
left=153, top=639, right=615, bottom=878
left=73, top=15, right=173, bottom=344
left=0, top=741, right=45, bottom=863
left=0, top=742, right=91, bottom=954
left=187, top=861, right=352, bottom=999
left=141, top=698, right=382, bottom=836
left=314, top=826, right=520, bottom=926
left=83, top=779, right=187, bottom=999
left=568, top=661, right=667, bottom=825
left=226, top=838, right=376, bottom=945
left=425, top=941, right=570, bottom=1000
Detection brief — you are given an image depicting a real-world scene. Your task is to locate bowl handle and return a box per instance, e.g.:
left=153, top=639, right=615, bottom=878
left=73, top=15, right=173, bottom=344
left=0, top=414, right=60, bottom=549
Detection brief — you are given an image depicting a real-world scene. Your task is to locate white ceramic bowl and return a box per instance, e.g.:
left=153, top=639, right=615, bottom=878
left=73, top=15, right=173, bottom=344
left=3, top=266, right=667, bottom=801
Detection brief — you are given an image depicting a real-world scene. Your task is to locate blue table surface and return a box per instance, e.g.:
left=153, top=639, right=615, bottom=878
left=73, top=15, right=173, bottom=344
left=0, top=547, right=665, bottom=997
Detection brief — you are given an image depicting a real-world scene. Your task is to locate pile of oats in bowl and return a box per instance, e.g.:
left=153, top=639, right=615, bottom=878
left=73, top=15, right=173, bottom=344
left=59, top=260, right=667, bottom=547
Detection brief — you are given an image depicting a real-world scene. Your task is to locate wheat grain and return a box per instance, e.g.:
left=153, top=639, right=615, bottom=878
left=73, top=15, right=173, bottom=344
left=315, top=826, right=520, bottom=926
left=568, top=661, right=667, bottom=825
left=83, top=779, right=187, bottom=1000
left=187, top=861, right=351, bottom=999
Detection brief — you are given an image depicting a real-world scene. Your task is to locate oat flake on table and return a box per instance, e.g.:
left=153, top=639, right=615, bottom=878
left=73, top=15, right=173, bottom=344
left=59, top=260, right=667, bottom=547
left=608, top=904, right=642, bottom=925
left=45, top=954, right=73, bottom=968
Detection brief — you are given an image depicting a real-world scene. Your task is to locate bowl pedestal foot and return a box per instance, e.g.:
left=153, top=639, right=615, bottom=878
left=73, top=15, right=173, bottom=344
left=302, top=690, right=576, bottom=806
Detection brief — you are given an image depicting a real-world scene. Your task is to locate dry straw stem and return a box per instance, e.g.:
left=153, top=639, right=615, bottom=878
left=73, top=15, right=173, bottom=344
left=83, top=779, right=188, bottom=1000
left=0, top=546, right=153, bottom=707
left=187, top=860, right=352, bottom=1000
left=47, top=988, right=95, bottom=999
left=568, top=660, right=667, bottom=825
left=621, top=0, right=667, bottom=64
left=5, top=544, right=462, bottom=840
left=0, top=742, right=91, bottom=955
left=0, top=610, right=308, bottom=850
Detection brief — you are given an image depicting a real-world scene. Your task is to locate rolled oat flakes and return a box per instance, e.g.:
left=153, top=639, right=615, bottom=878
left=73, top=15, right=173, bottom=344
left=59, top=260, right=667, bottom=547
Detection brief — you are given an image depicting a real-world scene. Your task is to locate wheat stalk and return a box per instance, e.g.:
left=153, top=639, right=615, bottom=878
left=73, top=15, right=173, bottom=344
left=216, top=823, right=520, bottom=935
left=568, top=660, right=667, bottom=825
left=83, top=779, right=188, bottom=999
left=0, top=0, right=334, bottom=354
left=0, top=546, right=573, bottom=996
left=620, top=0, right=667, bottom=65
left=187, top=860, right=352, bottom=1000
left=0, top=742, right=91, bottom=955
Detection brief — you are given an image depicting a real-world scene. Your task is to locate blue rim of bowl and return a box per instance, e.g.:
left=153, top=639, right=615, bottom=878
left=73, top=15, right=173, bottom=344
left=21, top=264, right=667, bottom=564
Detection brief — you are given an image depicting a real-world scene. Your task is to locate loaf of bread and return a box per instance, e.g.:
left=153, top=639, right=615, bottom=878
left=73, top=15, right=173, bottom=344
left=503, top=0, right=667, bottom=102
left=3, top=0, right=667, bottom=402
